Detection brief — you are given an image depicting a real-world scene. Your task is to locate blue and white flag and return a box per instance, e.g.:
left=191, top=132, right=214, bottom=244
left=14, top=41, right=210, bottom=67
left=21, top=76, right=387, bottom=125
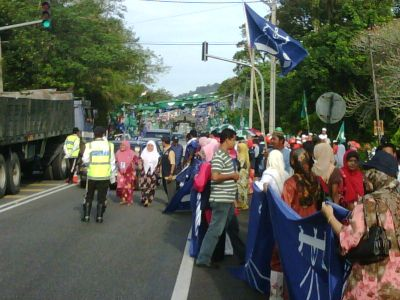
left=244, top=3, right=308, bottom=76
left=231, top=185, right=351, bottom=299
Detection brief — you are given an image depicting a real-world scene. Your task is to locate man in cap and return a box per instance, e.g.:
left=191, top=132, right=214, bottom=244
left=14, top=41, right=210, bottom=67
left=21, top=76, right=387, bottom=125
left=64, top=127, right=81, bottom=184
left=318, top=128, right=331, bottom=144
left=81, top=126, right=115, bottom=223
left=270, top=130, right=292, bottom=174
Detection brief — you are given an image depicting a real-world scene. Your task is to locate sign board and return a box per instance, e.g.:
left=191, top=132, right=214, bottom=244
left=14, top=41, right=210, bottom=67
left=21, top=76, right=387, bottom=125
left=373, top=120, right=384, bottom=136
left=315, top=92, right=346, bottom=124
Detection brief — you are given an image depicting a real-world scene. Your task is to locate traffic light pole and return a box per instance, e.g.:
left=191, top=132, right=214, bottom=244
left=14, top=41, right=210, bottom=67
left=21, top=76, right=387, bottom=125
left=204, top=52, right=266, bottom=134
left=0, top=20, right=43, bottom=93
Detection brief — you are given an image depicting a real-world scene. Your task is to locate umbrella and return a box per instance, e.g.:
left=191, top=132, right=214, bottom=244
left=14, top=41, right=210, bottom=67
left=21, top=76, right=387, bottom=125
left=211, top=124, right=237, bottom=133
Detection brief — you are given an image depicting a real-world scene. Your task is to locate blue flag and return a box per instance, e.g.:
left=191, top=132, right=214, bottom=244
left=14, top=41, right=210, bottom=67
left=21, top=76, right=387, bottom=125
left=231, top=185, right=351, bottom=299
left=244, top=3, right=308, bottom=76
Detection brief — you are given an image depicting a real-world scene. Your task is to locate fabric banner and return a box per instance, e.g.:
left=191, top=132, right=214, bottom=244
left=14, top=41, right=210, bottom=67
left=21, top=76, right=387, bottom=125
left=232, top=185, right=351, bottom=299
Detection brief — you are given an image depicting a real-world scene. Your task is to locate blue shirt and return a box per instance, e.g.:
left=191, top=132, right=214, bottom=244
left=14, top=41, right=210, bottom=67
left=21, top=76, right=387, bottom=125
left=171, top=143, right=183, bottom=166
left=281, top=147, right=292, bottom=175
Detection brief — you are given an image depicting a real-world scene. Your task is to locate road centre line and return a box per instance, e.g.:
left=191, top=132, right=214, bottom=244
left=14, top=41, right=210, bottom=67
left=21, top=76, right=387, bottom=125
left=29, top=183, right=61, bottom=186
left=20, top=189, right=45, bottom=192
left=171, top=230, right=194, bottom=300
left=0, top=184, right=74, bottom=214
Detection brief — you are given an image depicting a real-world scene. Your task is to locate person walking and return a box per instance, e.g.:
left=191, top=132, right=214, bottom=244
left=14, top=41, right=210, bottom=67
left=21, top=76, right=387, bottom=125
left=116, top=141, right=138, bottom=206
left=340, top=150, right=364, bottom=210
left=81, top=126, right=115, bottom=223
left=64, top=127, right=80, bottom=184
left=139, top=140, right=160, bottom=207
left=237, top=142, right=250, bottom=210
left=195, top=128, right=239, bottom=268
left=270, top=130, right=292, bottom=175
left=161, top=136, right=176, bottom=203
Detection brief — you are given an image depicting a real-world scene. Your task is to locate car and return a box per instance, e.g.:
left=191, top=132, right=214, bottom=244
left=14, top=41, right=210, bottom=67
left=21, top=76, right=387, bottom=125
left=79, top=139, right=162, bottom=188
left=142, top=129, right=171, bottom=140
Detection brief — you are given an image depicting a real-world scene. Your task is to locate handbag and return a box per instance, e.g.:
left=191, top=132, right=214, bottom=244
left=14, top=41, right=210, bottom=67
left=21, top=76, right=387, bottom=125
left=346, top=199, right=391, bottom=265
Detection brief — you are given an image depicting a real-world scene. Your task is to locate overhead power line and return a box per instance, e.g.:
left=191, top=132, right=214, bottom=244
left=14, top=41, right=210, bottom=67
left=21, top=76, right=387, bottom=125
left=140, top=0, right=263, bottom=3
left=138, top=42, right=237, bottom=45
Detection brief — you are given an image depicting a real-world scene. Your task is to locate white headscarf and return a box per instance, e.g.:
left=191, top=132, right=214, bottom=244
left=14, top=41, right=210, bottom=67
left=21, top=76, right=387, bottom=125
left=140, top=140, right=160, bottom=174
left=312, top=142, right=335, bottom=183
left=256, top=149, right=289, bottom=194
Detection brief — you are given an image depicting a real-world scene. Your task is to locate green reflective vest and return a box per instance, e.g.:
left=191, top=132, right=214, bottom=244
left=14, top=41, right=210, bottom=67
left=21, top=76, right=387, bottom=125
left=65, top=134, right=80, bottom=158
left=87, top=140, right=113, bottom=180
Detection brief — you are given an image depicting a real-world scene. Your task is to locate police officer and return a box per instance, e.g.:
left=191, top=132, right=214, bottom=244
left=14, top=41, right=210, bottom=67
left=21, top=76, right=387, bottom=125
left=64, top=127, right=80, bottom=183
left=81, top=126, right=115, bottom=223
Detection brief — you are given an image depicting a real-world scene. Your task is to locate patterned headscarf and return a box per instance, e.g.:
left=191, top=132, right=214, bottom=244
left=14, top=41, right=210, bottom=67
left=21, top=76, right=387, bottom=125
left=291, top=148, right=322, bottom=207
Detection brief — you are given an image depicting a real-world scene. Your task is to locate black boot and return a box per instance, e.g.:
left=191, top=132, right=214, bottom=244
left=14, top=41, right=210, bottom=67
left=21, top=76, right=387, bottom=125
left=96, top=204, right=104, bottom=223
left=81, top=202, right=91, bottom=222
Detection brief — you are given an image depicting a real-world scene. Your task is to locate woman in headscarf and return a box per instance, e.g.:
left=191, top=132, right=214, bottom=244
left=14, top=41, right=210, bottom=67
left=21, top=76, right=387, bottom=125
left=116, top=141, right=138, bottom=206
left=201, top=138, right=219, bottom=162
left=237, top=142, right=250, bottom=210
left=256, top=149, right=289, bottom=196
left=321, top=150, right=400, bottom=299
left=312, top=142, right=343, bottom=204
left=340, top=150, right=364, bottom=210
left=282, top=148, right=323, bottom=217
left=139, top=140, right=160, bottom=207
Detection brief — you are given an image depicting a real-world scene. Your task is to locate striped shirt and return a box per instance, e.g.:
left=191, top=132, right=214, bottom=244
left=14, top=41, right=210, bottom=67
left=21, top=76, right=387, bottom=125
left=209, top=149, right=237, bottom=203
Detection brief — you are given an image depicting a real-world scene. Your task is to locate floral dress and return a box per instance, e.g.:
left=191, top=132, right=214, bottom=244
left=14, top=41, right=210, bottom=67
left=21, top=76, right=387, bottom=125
left=340, top=196, right=400, bottom=299
left=116, top=156, right=138, bottom=204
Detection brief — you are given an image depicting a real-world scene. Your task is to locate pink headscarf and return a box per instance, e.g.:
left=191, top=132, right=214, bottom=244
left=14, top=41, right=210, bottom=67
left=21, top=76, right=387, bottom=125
left=116, top=141, right=136, bottom=172
left=199, top=137, right=211, bottom=147
left=202, top=139, right=220, bottom=162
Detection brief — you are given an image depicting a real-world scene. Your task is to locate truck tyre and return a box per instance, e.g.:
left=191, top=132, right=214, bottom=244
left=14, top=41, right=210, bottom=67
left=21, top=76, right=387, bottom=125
left=52, top=153, right=67, bottom=180
left=0, top=154, right=7, bottom=198
left=44, top=165, right=54, bottom=180
left=6, top=152, right=21, bottom=195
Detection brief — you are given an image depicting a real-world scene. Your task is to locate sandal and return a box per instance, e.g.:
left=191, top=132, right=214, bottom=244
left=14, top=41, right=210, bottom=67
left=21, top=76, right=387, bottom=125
left=119, top=201, right=127, bottom=205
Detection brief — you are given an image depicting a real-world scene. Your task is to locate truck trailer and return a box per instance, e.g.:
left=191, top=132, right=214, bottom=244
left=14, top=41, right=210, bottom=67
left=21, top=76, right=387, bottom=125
left=0, top=89, right=94, bottom=198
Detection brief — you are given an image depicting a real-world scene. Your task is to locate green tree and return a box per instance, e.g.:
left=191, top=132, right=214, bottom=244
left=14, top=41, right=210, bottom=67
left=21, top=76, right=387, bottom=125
left=0, top=0, right=167, bottom=124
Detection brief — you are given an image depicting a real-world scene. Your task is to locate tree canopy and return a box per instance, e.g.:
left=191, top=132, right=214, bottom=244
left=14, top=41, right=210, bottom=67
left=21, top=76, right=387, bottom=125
left=218, top=0, right=398, bottom=141
left=0, top=0, right=167, bottom=124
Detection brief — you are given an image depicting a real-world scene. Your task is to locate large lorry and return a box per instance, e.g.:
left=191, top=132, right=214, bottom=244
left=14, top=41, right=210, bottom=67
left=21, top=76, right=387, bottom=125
left=0, top=89, right=95, bottom=198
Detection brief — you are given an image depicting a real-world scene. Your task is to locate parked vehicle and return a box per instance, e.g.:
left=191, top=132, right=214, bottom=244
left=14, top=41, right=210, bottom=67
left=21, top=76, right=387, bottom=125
left=142, top=129, right=171, bottom=140
left=0, top=89, right=95, bottom=198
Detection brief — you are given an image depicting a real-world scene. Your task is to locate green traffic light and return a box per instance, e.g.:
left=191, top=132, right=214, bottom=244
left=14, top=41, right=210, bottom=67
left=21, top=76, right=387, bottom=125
left=42, top=20, right=51, bottom=29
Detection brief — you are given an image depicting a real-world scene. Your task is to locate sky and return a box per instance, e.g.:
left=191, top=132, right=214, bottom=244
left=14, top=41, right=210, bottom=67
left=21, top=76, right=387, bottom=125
left=124, top=0, right=270, bottom=96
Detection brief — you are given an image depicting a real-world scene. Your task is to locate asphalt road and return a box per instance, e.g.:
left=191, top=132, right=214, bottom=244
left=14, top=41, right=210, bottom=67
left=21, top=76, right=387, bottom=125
left=0, top=182, right=264, bottom=300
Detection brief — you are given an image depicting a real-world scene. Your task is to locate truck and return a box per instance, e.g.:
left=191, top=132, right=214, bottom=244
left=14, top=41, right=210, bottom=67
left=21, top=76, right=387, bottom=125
left=0, top=89, right=95, bottom=198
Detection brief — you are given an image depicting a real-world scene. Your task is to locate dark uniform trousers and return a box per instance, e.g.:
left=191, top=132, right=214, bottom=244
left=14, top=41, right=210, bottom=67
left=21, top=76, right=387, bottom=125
left=85, top=180, right=109, bottom=205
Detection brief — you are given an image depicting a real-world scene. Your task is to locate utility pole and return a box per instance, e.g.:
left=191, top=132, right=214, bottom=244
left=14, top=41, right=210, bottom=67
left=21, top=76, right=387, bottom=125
left=368, top=34, right=382, bottom=141
left=269, top=1, right=277, bottom=134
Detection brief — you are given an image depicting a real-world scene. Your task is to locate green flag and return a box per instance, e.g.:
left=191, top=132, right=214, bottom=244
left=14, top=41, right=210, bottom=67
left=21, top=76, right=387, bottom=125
left=300, top=91, right=307, bottom=119
left=337, top=122, right=346, bottom=143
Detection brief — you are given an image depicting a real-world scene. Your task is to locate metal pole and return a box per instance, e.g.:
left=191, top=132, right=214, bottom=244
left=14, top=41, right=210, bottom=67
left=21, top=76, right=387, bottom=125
left=0, top=35, right=3, bottom=93
left=368, top=34, right=382, bottom=141
left=269, top=1, right=277, bottom=134
left=0, top=20, right=42, bottom=32
left=206, top=54, right=265, bottom=134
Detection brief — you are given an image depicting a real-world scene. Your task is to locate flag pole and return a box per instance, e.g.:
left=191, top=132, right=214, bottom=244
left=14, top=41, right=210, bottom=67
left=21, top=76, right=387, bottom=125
left=303, top=91, right=310, bottom=133
left=268, top=0, right=277, bottom=134
left=244, top=4, right=254, bottom=129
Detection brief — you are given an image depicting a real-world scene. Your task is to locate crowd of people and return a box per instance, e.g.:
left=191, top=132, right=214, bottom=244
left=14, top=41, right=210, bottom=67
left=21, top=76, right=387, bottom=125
left=65, top=124, right=400, bottom=299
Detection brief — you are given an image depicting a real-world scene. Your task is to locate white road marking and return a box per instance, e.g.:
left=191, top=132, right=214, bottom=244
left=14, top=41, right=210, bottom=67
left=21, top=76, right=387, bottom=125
left=171, top=230, right=194, bottom=300
left=0, top=184, right=74, bottom=214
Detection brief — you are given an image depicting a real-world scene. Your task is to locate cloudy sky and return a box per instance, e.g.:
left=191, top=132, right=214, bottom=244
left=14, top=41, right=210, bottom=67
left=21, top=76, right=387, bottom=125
left=125, top=0, right=269, bottom=96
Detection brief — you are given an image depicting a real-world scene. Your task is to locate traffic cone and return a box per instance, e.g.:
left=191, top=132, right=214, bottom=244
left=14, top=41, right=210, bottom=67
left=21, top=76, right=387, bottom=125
left=72, top=173, right=79, bottom=184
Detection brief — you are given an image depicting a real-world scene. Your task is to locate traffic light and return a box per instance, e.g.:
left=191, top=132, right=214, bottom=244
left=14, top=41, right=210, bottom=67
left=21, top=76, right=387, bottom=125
left=201, top=41, right=208, bottom=61
left=41, top=1, right=51, bottom=29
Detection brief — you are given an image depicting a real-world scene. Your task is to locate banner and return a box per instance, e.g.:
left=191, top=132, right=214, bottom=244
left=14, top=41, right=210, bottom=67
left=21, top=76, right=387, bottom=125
left=232, top=186, right=351, bottom=299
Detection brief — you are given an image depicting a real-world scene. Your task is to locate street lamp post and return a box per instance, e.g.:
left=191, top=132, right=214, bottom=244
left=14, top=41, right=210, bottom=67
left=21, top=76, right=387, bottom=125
left=203, top=49, right=266, bottom=134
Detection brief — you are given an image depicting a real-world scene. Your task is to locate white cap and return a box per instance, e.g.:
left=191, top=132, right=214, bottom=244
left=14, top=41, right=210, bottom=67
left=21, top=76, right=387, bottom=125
left=322, top=128, right=327, bottom=132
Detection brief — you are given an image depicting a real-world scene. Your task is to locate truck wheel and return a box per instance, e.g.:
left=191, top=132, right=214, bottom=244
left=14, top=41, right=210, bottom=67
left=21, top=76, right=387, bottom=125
left=6, top=152, right=21, bottom=195
left=0, top=154, right=7, bottom=198
left=44, top=165, right=54, bottom=180
left=52, top=153, right=67, bottom=180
